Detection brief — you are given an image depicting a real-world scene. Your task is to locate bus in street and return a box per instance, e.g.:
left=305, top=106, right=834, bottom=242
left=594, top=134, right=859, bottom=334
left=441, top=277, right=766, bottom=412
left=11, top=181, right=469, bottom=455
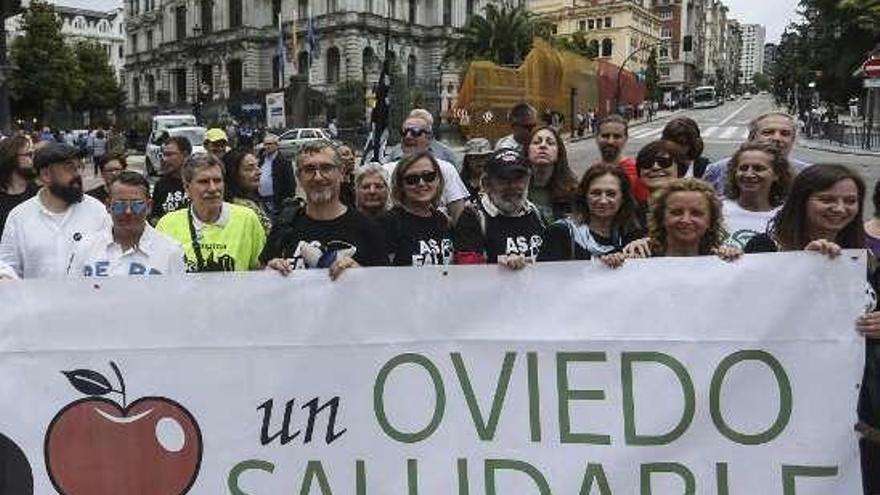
left=693, top=86, right=720, bottom=109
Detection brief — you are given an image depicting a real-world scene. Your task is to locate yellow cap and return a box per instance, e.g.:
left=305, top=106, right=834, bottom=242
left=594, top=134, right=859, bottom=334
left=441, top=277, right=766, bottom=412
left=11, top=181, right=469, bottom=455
left=205, top=128, right=228, bottom=142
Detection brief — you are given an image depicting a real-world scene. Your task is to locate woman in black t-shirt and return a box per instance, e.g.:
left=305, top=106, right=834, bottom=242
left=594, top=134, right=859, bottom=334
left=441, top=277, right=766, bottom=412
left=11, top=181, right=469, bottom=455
left=541, top=163, right=643, bottom=261
left=383, top=151, right=453, bottom=266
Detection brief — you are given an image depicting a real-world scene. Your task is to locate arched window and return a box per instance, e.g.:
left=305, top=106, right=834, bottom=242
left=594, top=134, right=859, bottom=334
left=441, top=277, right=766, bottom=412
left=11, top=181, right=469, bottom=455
left=297, top=51, right=309, bottom=74
left=362, top=46, right=377, bottom=79
left=326, top=47, right=341, bottom=84
left=589, top=39, right=599, bottom=56
left=601, top=38, right=613, bottom=57
left=407, top=54, right=417, bottom=85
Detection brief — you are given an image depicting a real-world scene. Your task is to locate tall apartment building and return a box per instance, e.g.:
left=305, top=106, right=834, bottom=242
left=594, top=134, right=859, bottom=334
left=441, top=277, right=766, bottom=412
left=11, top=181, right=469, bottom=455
left=763, top=42, right=777, bottom=78
left=6, top=3, right=126, bottom=80
left=722, top=18, right=741, bottom=93
left=125, top=0, right=498, bottom=124
left=650, top=0, right=706, bottom=105
left=530, top=0, right=662, bottom=75
left=739, top=23, right=765, bottom=88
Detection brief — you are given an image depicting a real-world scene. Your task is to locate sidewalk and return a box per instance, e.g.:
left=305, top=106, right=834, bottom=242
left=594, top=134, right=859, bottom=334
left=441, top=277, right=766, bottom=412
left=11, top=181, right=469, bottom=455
left=797, top=137, right=880, bottom=157
left=567, top=109, right=685, bottom=143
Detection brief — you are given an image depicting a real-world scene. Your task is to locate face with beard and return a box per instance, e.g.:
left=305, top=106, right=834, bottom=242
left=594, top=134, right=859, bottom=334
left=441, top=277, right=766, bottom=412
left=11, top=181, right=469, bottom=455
left=596, top=122, right=628, bottom=163
left=44, top=159, right=84, bottom=204
left=486, top=175, right=530, bottom=215
left=297, top=148, right=342, bottom=206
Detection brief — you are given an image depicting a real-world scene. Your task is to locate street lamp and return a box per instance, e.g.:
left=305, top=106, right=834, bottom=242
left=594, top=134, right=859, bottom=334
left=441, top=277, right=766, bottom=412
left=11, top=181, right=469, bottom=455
left=614, top=42, right=664, bottom=116
left=189, top=25, right=205, bottom=123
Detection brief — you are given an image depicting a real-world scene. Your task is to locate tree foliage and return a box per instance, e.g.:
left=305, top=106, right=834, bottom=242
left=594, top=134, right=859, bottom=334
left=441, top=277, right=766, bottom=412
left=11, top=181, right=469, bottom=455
left=334, top=79, right=366, bottom=129
left=645, top=49, right=661, bottom=102
left=555, top=31, right=598, bottom=59
left=773, top=0, right=878, bottom=108
left=72, top=41, right=124, bottom=115
left=9, top=0, right=82, bottom=119
left=753, top=72, right=772, bottom=92
left=445, top=3, right=553, bottom=66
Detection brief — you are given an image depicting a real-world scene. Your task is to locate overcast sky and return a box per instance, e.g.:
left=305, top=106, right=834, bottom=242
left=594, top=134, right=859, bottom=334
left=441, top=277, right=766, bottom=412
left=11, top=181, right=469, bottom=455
left=49, top=0, right=801, bottom=44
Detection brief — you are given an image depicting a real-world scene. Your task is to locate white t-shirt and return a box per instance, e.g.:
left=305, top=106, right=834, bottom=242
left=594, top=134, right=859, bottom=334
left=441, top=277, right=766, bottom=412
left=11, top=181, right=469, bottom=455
left=68, top=225, right=186, bottom=277
left=383, top=158, right=470, bottom=208
left=0, top=191, right=110, bottom=279
left=721, top=199, right=779, bottom=249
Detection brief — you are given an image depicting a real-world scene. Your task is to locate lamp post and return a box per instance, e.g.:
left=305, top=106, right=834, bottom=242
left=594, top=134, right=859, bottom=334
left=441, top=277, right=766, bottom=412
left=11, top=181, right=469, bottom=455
left=614, top=42, right=665, bottom=117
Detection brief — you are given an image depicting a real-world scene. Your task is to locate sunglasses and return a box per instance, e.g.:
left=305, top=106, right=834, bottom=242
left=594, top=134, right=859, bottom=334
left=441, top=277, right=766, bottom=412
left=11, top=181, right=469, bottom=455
left=110, top=199, right=148, bottom=216
left=402, top=171, right=438, bottom=186
left=401, top=127, right=430, bottom=138
left=638, top=155, right=673, bottom=170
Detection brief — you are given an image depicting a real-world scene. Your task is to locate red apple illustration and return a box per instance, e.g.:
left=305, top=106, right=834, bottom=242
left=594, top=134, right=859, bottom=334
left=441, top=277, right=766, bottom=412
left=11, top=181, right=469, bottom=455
left=44, top=362, right=202, bottom=495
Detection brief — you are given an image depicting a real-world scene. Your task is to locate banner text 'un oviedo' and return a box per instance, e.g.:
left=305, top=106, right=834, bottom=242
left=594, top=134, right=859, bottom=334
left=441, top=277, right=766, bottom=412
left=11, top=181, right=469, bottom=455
left=0, top=252, right=866, bottom=494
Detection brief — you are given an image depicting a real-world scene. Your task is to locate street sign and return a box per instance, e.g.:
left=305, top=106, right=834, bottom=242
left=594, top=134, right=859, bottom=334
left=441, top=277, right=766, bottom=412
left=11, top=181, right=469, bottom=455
left=865, top=79, right=880, bottom=88
left=864, top=57, right=880, bottom=77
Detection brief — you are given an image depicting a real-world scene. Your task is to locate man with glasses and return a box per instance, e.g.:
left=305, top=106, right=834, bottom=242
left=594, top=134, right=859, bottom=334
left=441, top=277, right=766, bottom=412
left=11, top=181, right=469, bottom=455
left=383, top=109, right=461, bottom=168
left=263, top=141, right=386, bottom=280
left=150, top=136, right=191, bottom=224
left=205, top=128, right=230, bottom=160
left=69, top=171, right=185, bottom=276
left=383, top=115, right=469, bottom=222
left=86, top=152, right=127, bottom=205
left=495, top=103, right=538, bottom=152
left=595, top=114, right=648, bottom=202
left=157, top=153, right=265, bottom=272
left=0, top=143, right=109, bottom=278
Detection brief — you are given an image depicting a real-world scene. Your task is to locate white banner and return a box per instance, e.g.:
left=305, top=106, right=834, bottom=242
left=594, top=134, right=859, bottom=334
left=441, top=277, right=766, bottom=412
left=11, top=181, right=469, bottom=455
left=0, top=252, right=866, bottom=494
left=266, top=92, right=286, bottom=129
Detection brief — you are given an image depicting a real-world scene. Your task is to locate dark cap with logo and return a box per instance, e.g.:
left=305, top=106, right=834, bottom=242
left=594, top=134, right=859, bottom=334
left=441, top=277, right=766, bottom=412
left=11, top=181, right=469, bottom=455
left=485, top=148, right=531, bottom=179
left=34, top=143, right=80, bottom=171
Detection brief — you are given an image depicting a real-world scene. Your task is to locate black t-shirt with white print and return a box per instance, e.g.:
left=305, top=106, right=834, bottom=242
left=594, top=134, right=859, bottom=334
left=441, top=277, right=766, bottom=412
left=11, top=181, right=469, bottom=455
left=261, top=207, right=387, bottom=268
left=454, top=196, right=546, bottom=263
left=382, top=206, right=453, bottom=266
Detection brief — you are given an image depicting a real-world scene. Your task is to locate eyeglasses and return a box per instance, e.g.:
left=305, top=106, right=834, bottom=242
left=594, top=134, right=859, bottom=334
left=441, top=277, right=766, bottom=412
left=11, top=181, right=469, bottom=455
left=109, top=199, right=148, bottom=216
left=298, top=163, right=339, bottom=178
left=401, top=127, right=430, bottom=138
left=638, top=155, right=673, bottom=170
left=402, top=171, right=438, bottom=186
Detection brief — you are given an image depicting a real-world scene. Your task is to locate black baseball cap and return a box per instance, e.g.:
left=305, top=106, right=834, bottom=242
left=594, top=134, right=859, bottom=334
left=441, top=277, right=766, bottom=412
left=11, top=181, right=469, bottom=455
left=485, top=148, right=531, bottom=179
left=34, top=143, right=80, bottom=171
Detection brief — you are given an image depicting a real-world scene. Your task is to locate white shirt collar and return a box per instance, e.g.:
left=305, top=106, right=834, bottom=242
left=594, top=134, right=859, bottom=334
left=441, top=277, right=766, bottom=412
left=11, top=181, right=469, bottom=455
left=104, top=224, right=160, bottom=257
left=191, top=202, right=232, bottom=229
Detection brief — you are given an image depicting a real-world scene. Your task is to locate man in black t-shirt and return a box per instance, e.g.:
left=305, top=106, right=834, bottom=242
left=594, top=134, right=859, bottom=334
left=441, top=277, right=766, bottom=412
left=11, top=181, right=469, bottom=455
left=454, top=149, right=545, bottom=269
left=262, top=141, right=386, bottom=280
left=150, top=136, right=191, bottom=225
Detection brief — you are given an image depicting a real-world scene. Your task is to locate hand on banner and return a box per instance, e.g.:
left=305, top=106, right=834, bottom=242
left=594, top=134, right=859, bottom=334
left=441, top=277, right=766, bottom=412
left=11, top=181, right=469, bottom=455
left=266, top=258, right=294, bottom=276
left=713, top=246, right=743, bottom=263
left=599, top=252, right=627, bottom=269
left=805, top=239, right=842, bottom=258
left=329, top=256, right=360, bottom=281
left=622, top=237, right=652, bottom=258
left=498, top=254, right=531, bottom=271
left=857, top=311, right=880, bottom=339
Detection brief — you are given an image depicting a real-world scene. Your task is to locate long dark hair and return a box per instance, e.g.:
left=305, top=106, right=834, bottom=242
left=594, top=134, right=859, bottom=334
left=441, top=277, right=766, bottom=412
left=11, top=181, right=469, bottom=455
left=572, top=163, right=642, bottom=237
left=525, top=125, right=578, bottom=202
left=222, top=149, right=258, bottom=202
left=0, top=135, right=30, bottom=191
left=661, top=117, right=704, bottom=163
left=770, top=164, right=865, bottom=250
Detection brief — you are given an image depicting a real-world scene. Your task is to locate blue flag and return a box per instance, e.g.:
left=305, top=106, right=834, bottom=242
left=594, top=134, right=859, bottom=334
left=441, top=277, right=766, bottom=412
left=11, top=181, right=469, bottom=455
left=307, top=17, right=318, bottom=64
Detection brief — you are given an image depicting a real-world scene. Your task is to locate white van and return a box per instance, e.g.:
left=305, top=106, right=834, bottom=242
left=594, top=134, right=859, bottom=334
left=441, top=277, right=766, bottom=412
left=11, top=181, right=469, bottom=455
left=152, top=114, right=197, bottom=132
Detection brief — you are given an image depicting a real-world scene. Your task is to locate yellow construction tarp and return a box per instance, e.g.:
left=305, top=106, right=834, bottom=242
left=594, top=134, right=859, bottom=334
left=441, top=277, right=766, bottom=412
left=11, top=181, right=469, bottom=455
left=451, top=39, right=600, bottom=142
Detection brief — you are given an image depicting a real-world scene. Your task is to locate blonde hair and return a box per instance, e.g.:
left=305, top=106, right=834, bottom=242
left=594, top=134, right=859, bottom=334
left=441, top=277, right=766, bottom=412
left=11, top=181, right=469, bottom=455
left=649, top=178, right=725, bottom=256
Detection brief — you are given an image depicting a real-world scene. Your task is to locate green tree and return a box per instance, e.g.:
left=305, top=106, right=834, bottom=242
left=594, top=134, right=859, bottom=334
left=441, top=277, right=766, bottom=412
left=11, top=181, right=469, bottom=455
left=839, top=0, right=880, bottom=32
left=9, top=0, right=83, bottom=120
left=644, top=49, right=661, bottom=102
left=72, top=41, right=124, bottom=117
left=555, top=31, right=598, bottom=59
left=753, top=72, right=772, bottom=92
left=445, top=3, right=552, bottom=66
left=334, top=79, right=366, bottom=129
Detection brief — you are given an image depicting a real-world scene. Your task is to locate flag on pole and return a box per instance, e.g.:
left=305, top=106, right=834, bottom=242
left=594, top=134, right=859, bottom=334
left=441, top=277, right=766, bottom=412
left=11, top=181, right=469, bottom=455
left=307, top=15, right=318, bottom=64
left=290, top=8, right=298, bottom=75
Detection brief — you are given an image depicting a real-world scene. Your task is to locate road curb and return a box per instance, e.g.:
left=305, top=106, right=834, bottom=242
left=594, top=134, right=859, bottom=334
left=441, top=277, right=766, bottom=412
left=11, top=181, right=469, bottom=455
left=797, top=140, right=880, bottom=158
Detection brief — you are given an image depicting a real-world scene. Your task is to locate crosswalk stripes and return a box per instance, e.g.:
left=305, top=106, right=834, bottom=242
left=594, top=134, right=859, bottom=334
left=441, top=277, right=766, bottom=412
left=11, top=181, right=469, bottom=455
left=626, top=125, right=751, bottom=142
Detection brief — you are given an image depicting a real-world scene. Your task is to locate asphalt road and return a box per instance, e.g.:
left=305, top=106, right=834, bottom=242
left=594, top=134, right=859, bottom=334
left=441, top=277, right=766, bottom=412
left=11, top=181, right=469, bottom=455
left=565, top=94, right=880, bottom=214
left=110, top=94, right=878, bottom=213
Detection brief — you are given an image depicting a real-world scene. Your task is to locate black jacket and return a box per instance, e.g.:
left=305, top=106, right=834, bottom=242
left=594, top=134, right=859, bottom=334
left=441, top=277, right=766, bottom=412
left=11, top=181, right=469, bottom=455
left=265, top=153, right=296, bottom=213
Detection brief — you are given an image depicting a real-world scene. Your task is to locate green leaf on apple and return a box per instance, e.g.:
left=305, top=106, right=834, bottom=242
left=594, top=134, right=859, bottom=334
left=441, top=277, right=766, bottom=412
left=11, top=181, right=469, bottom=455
left=61, top=369, right=113, bottom=396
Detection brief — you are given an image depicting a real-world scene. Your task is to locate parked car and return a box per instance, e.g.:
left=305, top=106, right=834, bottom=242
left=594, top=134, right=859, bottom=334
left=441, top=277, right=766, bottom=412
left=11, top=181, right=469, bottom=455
left=742, top=92, right=753, bottom=100
left=145, top=126, right=207, bottom=176
left=276, top=128, right=335, bottom=158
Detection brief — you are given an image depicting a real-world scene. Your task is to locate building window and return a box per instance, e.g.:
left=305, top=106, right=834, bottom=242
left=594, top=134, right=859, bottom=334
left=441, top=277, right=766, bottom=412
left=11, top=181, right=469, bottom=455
left=118, top=45, right=123, bottom=58
left=272, top=0, right=281, bottom=26
left=390, top=0, right=396, bottom=19
left=661, top=26, right=672, bottom=38
left=601, top=38, right=612, bottom=57
left=130, top=33, right=138, bottom=54
left=326, top=47, right=340, bottom=84
left=578, top=20, right=585, bottom=31
left=273, top=55, right=282, bottom=87
left=362, top=46, right=376, bottom=78
left=297, top=0, right=308, bottom=20
left=408, top=0, right=416, bottom=23
left=589, top=39, right=599, bottom=55
left=443, top=0, right=452, bottom=26
left=175, top=68, right=187, bottom=102
left=604, top=17, right=611, bottom=28
left=588, top=19, right=594, bottom=29
left=407, top=54, right=416, bottom=85
left=466, top=0, right=474, bottom=17
left=659, top=46, right=669, bottom=58
left=146, top=29, right=153, bottom=50
left=175, top=6, right=186, bottom=40
left=201, top=0, right=213, bottom=33
left=298, top=51, right=309, bottom=74
left=129, top=0, right=138, bottom=15
left=228, top=59, right=243, bottom=94
left=229, top=0, right=242, bottom=28
left=200, top=65, right=214, bottom=97
left=327, top=0, right=337, bottom=13
left=132, top=77, right=141, bottom=105
left=146, top=74, right=155, bottom=102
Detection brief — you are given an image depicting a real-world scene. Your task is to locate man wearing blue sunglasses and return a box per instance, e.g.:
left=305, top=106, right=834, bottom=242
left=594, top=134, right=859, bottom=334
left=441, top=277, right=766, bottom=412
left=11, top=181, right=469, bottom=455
left=68, top=171, right=185, bottom=277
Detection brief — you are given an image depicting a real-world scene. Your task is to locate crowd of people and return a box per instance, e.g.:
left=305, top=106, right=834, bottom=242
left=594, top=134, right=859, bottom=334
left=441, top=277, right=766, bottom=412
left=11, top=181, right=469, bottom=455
left=1, top=103, right=880, bottom=489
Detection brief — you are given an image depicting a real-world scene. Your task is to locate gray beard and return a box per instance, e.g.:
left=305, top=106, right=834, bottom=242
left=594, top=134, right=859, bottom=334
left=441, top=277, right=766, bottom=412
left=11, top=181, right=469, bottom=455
left=490, top=191, right=527, bottom=215
left=307, top=190, right=335, bottom=204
